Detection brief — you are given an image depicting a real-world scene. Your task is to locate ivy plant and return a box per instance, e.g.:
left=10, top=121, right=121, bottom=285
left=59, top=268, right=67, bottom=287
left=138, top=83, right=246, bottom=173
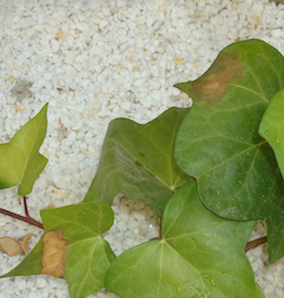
left=0, top=39, right=284, bottom=298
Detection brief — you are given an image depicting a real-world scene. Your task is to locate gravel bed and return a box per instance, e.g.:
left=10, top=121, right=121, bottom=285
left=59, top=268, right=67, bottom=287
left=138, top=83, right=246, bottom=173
left=0, top=0, right=284, bottom=297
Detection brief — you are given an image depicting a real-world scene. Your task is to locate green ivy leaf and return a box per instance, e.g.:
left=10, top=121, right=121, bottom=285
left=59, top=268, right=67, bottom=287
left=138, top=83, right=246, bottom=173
left=106, top=180, right=263, bottom=298
left=84, top=107, right=190, bottom=216
left=174, top=39, right=284, bottom=263
left=1, top=202, right=116, bottom=298
left=0, top=104, right=48, bottom=196
left=259, top=87, right=284, bottom=178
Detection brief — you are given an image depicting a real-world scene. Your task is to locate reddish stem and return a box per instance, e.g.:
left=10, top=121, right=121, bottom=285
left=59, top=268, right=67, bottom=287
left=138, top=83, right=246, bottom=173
left=0, top=196, right=44, bottom=230
left=245, top=236, right=267, bottom=252
left=150, top=215, right=163, bottom=241
left=23, top=196, right=30, bottom=217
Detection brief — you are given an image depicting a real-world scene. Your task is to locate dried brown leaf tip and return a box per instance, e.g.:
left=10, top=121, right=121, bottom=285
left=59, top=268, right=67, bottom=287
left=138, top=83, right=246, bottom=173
left=191, top=50, right=244, bottom=103
left=40, top=229, right=68, bottom=278
left=21, top=233, right=34, bottom=255
left=0, top=233, right=34, bottom=256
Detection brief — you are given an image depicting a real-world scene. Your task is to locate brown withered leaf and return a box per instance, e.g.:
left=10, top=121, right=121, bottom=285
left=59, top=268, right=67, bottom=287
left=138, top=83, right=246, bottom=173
left=0, top=237, right=23, bottom=256
left=40, top=229, right=68, bottom=278
left=20, top=233, right=34, bottom=256
left=0, top=233, right=34, bottom=256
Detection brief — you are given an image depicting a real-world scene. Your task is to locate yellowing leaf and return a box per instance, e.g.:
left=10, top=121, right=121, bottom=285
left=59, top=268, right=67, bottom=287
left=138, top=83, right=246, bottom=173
left=40, top=229, right=68, bottom=278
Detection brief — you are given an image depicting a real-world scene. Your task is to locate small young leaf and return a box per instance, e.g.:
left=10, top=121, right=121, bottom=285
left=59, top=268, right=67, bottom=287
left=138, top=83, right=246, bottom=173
left=0, top=104, right=48, bottom=196
left=1, top=202, right=116, bottom=298
left=174, top=39, right=284, bottom=263
left=84, top=107, right=190, bottom=216
left=106, top=180, right=264, bottom=298
left=259, top=87, right=284, bottom=178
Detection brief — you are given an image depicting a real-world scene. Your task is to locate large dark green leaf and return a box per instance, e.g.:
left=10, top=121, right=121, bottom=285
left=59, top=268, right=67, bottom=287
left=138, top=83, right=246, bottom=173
left=106, top=180, right=263, bottom=298
left=259, top=87, right=284, bottom=178
left=1, top=202, right=115, bottom=298
left=0, top=104, right=48, bottom=195
left=174, top=39, right=284, bottom=263
left=84, top=108, right=190, bottom=216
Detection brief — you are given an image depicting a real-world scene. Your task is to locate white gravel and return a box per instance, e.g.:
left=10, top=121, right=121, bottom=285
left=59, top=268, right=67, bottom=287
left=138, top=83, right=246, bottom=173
left=0, top=0, right=284, bottom=297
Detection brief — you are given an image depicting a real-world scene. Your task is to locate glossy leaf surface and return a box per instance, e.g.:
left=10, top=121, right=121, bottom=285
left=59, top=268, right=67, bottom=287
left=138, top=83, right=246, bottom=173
left=259, top=87, right=284, bottom=178
left=174, top=39, right=284, bottom=262
left=84, top=107, right=190, bottom=216
left=1, top=202, right=116, bottom=298
left=0, top=104, right=48, bottom=195
left=106, top=180, right=263, bottom=298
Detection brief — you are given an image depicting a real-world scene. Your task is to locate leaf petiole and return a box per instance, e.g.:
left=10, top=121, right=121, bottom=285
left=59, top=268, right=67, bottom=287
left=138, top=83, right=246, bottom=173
left=0, top=196, right=44, bottom=230
left=149, top=215, right=163, bottom=241
left=245, top=236, right=267, bottom=252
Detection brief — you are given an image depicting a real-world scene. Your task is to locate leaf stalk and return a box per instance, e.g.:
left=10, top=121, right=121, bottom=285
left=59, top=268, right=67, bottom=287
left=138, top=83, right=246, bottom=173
left=0, top=196, right=44, bottom=230
left=245, top=236, right=267, bottom=252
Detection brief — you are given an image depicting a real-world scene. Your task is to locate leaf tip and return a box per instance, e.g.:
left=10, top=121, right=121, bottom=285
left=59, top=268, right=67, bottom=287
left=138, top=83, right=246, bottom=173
left=191, top=50, right=244, bottom=103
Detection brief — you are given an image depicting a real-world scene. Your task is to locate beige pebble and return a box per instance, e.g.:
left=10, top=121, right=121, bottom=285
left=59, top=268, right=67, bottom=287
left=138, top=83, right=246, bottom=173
left=116, top=66, right=123, bottom=73
left=195, top=10, right=203, bottom=17
left=179, top=92, right=189, bottom=100
left=56, top=189, right=69, bottom=200
left=44, top=149, right=50, bottom=159
left=174, top=57, right=183, bottom=65
left=80, top=150, right=89, bottom=158
left=132, top=65, right=140, bottom=72
left=139, top=16, right=146, bottom=25
left=89, top=108, right=100, bottom=115
left=56, top=149, right=65, bottom=157
left=193, top=60, right=201, bottom=69
left=8, top=76, right=15, bottom=83
left=13, top=105, right=23, bottom=111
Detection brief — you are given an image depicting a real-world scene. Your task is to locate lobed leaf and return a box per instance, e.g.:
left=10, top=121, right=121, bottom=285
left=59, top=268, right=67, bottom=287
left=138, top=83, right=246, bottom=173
left=1, top=202, right=116, bottom=298
left=259, top=86, right=284, bottom=178
left=106, top=180, right=263, bottom=298
left=84, top=107, right=190, bottom=216
left=174, top=39, right=284, bottom=263
left=0, top=104, right=48, bottom=196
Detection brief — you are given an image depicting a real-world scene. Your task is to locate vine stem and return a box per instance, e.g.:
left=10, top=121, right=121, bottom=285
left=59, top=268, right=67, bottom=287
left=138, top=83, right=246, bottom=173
left=0, top=196, right=268, bottom=250
left=149, top=215, right=163, bottom=241
left=245, top=236, right=267, bottom=252
left=0, top=196, right=44, bottom=230
left=150, top=215, right=268, bottom=252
